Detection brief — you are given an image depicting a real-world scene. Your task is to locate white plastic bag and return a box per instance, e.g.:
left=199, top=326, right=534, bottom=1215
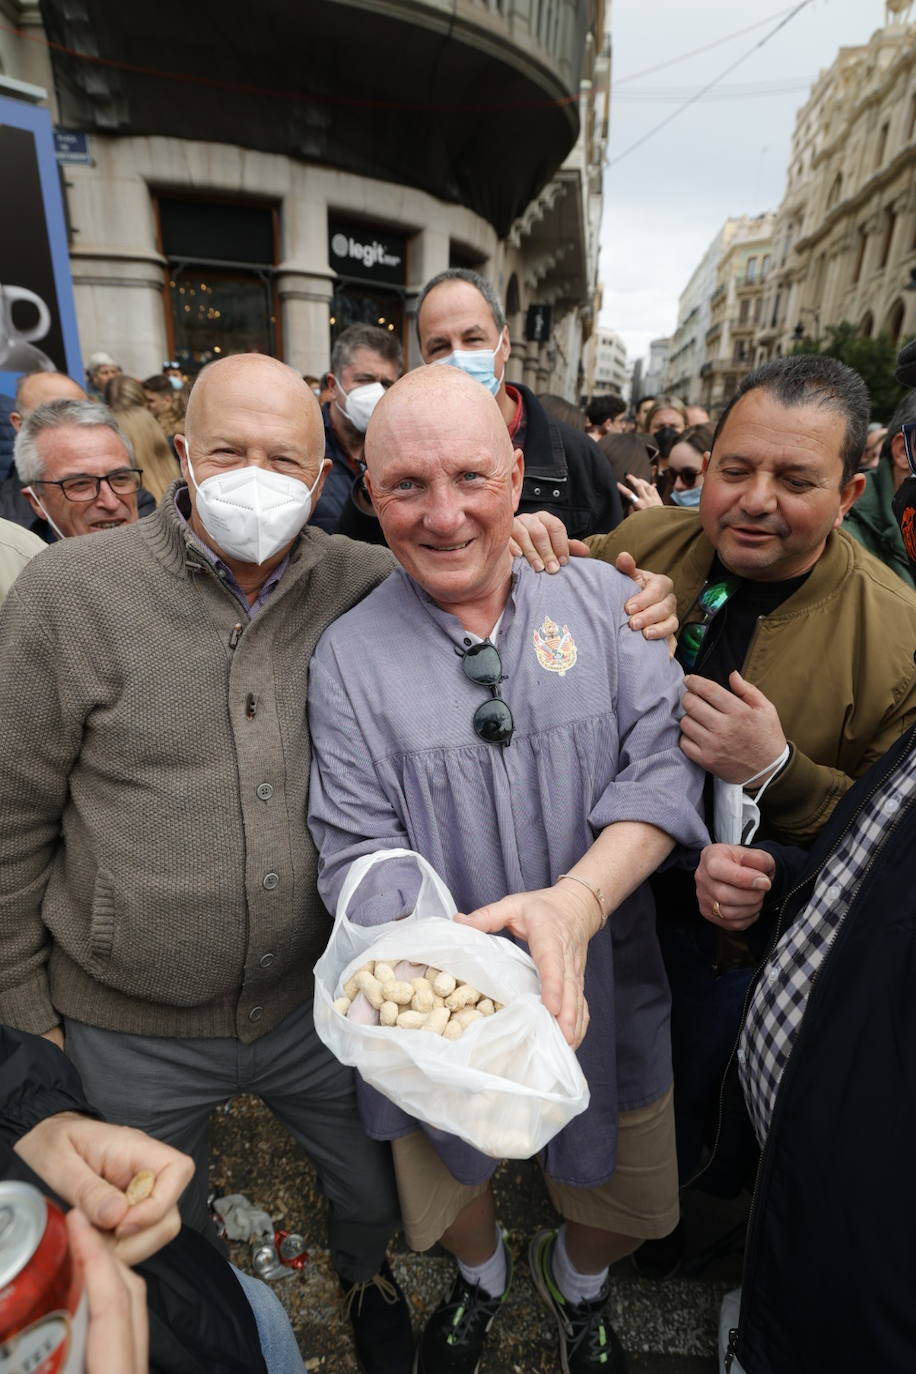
left=313, top=849, right=590, bottom=1158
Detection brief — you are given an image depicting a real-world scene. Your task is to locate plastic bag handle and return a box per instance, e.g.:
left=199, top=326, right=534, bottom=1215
left=333, top=848, right=457, bottom=932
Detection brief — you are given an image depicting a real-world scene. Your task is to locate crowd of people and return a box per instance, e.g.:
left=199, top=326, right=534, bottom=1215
left=1, top=266, right=916, bottom=1374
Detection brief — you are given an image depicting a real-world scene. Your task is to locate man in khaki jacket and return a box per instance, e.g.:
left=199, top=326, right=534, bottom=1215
left=0, top=516, right=44, bottom=602
left=513, top=354, right=916, bottom=1258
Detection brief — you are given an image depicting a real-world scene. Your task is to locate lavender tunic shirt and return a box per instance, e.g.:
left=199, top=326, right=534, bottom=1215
left=308, top=558, right=707, bottom=1187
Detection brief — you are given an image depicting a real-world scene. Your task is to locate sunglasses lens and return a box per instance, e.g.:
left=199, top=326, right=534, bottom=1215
left=473, top=698, right=514, bottom=745
left=462, top=642, right=502, bottom=686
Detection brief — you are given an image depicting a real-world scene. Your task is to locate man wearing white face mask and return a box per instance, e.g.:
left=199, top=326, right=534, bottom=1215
left=311, top=322, right=402, bottom=533
left=0, top=354, right=420, bottom=1373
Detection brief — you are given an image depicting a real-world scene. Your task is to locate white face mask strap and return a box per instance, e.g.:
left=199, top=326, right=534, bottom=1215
left=22, top=487, right=67, bottom=542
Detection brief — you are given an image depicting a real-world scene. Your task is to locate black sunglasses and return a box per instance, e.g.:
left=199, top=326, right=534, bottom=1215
left=460, top=642, right=514, bottom=747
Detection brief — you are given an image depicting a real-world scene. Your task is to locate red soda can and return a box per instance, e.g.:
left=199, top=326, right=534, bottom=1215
left=0, top=1181, right=87, bottom=1374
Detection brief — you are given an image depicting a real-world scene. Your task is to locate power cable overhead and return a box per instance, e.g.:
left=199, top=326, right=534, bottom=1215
left=606, top=0, right=815, bottom=170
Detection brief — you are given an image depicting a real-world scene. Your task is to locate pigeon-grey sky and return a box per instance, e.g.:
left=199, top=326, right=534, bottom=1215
left=600, top=0, right=894, bottom=368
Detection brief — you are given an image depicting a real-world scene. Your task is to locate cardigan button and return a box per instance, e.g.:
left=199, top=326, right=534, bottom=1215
left=248, top=1005, right=264, bottom=1022
left=256, top=783, right=274, bottom=801
left=263, top=872, right=279, bottom=890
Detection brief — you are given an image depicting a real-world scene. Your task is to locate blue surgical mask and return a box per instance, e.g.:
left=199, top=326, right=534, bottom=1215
left=432, top=336, right=506, bottom=396
left=670, top=485, right=702, bottom=508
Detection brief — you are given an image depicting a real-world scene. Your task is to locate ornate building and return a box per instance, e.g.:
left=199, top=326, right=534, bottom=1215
left=756, top=9, right=916, bottom=362
left=700, top=213, right=775, bottom=411
left=1, top=0, right=610, bottom=390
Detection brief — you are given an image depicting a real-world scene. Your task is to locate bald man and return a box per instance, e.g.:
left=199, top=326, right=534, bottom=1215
left=307, top=368, right=707, bottom=1374
left=10, top=371, right=88, bottom=431
left=0, top=354, right=414, bottom=1373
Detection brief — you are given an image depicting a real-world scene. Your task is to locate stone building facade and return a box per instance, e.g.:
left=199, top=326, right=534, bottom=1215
left=756, top=14, right=916, bottom=362
left=700, top=213, right=775, bottom=411
left=1, top=0, right=610, bottom=392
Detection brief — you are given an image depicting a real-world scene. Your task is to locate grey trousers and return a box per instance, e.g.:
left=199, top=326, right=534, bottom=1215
left=64, top=998, right=400, bottom=1282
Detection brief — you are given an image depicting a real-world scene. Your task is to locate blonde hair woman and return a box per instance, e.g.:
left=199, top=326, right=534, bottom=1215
left=105, top=376, right=180, bottom=503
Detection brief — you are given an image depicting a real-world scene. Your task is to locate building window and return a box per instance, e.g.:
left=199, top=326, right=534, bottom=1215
left=771, top=292, right=782, bottom=329
left=908, top=91, right=916, bottom=143
left=885, top=298, right=906, bottom=346
left=827, top=172, right=843, bottom=210
left=738, top=298, right=750, bottom=325
left=878, top=209, right=897, bottom=270
left=876, top=122, right=889, bottom=167
left=760, top=255, right=771, bottom=280
left=157, top=196, right=279, bottom=374
left=851, top=227, right=868, bottom=284
left=745, top=257, right=757, bottom=284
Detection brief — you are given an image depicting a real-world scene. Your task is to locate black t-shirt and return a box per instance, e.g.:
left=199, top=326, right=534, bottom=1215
left=690, top=555, right=810, bottom=690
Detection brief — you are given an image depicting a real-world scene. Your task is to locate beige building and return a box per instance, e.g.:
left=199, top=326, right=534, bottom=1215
left=756, top=10, right=916, bottom=363
left=584, top=325, right=628, bottom=398
left=700, top=213, right=775, bottom=411
left=1, top=0, right=610, bottom=392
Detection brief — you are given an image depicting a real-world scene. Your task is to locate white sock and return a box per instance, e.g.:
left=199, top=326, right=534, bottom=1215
left=551, top=1225, right=608, bottom=1305
left=457, top=1225, right=506, bottom=1299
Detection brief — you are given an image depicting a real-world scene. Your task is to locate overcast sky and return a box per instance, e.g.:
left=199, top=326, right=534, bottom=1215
left=600, top=0, right=894, bottom=370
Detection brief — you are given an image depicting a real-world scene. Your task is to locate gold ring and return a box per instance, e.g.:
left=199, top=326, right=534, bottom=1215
left=712, top=900, right=721, bottom=918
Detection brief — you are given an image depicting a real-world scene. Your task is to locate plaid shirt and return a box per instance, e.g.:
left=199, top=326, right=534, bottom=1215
left=740, top=758, right=916, bottom=1145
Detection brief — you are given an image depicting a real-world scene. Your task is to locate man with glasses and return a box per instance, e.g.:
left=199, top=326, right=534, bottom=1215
left=307, top=365, right=708, bottom=1374
left=511, top=353, right=916, bottom=1267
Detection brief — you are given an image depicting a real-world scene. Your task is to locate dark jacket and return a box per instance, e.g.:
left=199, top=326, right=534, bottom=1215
left=0, top=1025, right=267, bottom=1374
left=843, top=457, right=915, bottom=588
left=734, top=723, right=916, bottom=1373
left=0, top=395, right=15, bottom=482
left=336, top=382, right=624, bottom=542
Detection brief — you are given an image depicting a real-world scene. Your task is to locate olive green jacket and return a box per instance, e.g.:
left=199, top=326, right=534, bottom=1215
left=588, top=507, right=916, bottom=844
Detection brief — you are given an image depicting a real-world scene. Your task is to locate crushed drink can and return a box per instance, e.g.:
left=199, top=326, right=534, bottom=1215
left=0, top=1181, right=87, bottom=1373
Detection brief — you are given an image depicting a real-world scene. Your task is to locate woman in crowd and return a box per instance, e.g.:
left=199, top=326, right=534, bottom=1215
left=105, top=375, right=180, bottom=502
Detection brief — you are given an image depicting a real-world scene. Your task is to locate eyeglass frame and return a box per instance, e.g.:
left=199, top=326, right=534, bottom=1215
left=668, top=466, right=703, bottom=489
left=458, top=640, right=514, bottom=747
left=28, top=468, right=144, bottom=503
left=901, top=422, right=916, bottom=476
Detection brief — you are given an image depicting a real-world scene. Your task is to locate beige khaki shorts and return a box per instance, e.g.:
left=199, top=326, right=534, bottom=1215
left=391, top=1085, right=678, bottom=1252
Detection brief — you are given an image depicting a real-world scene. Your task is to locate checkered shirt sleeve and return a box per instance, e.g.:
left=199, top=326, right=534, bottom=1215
left=740, top=761, right=916, bottom=1146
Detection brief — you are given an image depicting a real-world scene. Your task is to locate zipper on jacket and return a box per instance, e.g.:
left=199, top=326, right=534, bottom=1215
left=725, top=1328, right=738, bottom=1372
left=229, top=622, right=243, bottom=649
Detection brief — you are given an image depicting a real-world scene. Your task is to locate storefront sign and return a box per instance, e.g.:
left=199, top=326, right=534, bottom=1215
left=329, top=218, right=406, bottom=286
left=0, top=97, right=82, bottom=397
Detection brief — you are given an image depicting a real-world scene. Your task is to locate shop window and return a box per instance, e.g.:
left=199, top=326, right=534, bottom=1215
left=157, top=196, right=278, bottom=374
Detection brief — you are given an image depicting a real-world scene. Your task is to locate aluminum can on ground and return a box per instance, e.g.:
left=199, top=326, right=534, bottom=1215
left=0, top=1181, right=87, bottom=1373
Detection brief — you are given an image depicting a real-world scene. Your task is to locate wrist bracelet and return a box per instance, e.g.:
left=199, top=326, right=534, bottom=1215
left=557, top=873, right=607, bottom=926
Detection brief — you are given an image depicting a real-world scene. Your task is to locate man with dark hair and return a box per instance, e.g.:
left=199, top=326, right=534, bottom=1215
left=586, top=394, right=627, bottom=438
left=413, top=268, right=623, bottom=538
left=511, top=352, right=916, bottom=1266
left=311, top=323, right=403, bottom=533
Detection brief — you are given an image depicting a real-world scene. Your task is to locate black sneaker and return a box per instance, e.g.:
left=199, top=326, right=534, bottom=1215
left=528, top=1229, right=627, bottom=1373
left=414, top=1239, right=512, bottom=1374
left=339, top=1258, right=414, bottom=1374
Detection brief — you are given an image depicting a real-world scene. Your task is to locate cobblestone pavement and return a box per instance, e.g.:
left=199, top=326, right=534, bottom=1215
left=210, top=1096, right=746, bottom=1372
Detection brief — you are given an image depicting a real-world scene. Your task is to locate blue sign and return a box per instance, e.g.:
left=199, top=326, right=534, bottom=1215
left=0, top=97, right=83, bottom=399
left=54, top=129, right=91, bottom=164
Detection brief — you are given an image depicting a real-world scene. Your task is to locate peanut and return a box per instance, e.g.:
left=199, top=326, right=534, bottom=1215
left=443, top=1020, right=464, bottom=1041
left=374, top=962, right=395, bottom=984
left=410, top=978, right=435, bottom=1013
left=386, top=980, right=415, bottom=1006
left=421, top=1007, right=451, bottom=1036
left=477, top=998, right=495, bottom=1017
left=445, top=984, right=480, bottom=1011
left=125, top=1170, right=155, bottom=1205
left=355, top=970, right=385, bottom=1009
left=343, top=976, right=359, bottom=1001
left=453, top=1007, right=483, bottom=1030
left=333, top=996, right=352, bottom=1016
left=379, top=1000, right=399, bottom=1026
left=396, top=1010, right=428, bottom=1029
left=432, top=971, right=457, bottom=998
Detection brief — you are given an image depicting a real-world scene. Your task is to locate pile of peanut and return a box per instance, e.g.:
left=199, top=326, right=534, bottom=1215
left=334, top=959, right=503, bottom=1040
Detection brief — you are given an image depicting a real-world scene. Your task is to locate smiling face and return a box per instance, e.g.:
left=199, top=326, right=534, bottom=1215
left=365, top=368, right=523, bottom=616
left=700, top=388, right=865, bottom=581
left=24, top=426, right=138, bottom=537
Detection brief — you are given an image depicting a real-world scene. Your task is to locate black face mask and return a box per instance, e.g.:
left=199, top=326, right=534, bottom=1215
left=653, top=424, right=680, bottom=457
left=892, top=474, right=916, bottom=578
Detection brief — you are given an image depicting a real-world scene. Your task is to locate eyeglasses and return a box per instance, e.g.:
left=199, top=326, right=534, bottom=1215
left=671, top=467, right=702, bottom=489
left=31, top=468, right=143, bottom=503
left=676, top=577, right=740, bottom=671
left=460, top=641, right=514, bottom=747
left=903, top=422, right=916, bottom=476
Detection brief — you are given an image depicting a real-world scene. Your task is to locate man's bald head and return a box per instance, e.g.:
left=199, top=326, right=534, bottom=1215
left=184, top=354, right=323, bottom=450
left=363, top=366, right=524, bottom=616
left=11, top=372, right=87, bottom=431
left=365, top=365, right=514, bottom=480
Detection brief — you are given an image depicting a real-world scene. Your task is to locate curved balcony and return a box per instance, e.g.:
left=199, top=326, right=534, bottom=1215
left=39, top=0, right=591, bottom=235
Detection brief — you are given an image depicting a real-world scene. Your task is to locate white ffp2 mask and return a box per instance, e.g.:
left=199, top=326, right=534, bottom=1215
left=187, top=460, right=324, bottom=565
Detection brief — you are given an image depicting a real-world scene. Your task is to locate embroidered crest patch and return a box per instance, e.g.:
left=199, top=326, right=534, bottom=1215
left=533, top=616, right=577, bottom=676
